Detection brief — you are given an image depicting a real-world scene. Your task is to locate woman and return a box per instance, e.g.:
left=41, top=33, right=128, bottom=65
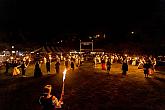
left=12, top=61, right=20, bottom=76
left=39, top=85, right=62, bottom=110
left=34, top=61, right=42, bottom=78
left=101, top=58, right=106, bottom=70
left=55, top=61, right=60, bottom=74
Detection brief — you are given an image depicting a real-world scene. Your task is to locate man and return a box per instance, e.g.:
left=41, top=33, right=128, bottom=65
left=122, top=59, right=128, bottom=77
left=5, top=61, right=9, bottom=74
left=46, top=60, right=51, bottom=74
left=20, top=61, right=27, bottom=77
left=55, top=61, right=60, bottom=74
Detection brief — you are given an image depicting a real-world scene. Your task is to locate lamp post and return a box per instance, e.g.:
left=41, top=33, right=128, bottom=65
left=92, top=40, right=93, bottom=52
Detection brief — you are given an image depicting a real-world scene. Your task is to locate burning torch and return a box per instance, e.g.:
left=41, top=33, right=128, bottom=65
left=60, top=68, right=67, bottom=104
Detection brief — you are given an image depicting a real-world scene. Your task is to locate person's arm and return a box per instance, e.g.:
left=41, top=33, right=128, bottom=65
left=52, top=96, right=62, bottom=107
left=39, top=96, right=44, bottom=105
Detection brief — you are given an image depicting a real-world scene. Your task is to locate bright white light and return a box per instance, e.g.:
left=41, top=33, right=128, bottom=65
left=89, top=36, right=92, bottom=39
left=131, top=32, right=134, bottom=34
left=12, top=46, right=14, bottom=49
left=19, top=53, right=23, bottom=56
left=63, top=68, right=67, bottom=82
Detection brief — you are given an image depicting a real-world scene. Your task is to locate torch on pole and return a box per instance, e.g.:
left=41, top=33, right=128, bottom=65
left=60, top=68, right=67, bottom=105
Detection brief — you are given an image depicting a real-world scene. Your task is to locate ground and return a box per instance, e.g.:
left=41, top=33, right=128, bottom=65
left=0, top=61, right=165, bottom=110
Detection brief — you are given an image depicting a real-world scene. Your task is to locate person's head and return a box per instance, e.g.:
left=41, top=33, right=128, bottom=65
left=43, top=85, right=52, bottom=96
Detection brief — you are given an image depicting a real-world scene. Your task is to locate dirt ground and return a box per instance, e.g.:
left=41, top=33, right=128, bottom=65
left=0, top=61, right=165, bottom=110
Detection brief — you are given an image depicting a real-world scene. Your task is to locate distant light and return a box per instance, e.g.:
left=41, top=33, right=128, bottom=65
left=61, top=40, right=63, bottom=42
left=131, top=32, right=134, bottom=34
left=103, top=34, right=105, bottom=38
left=31, top=52, right=34, bottom=53
left=89, top=36, right=92, bottom=39
left=19, top=53, right=23, bottom=56
left=96, top=34, right=100, bottom=37
left=12, top=46, right=14, bottom=49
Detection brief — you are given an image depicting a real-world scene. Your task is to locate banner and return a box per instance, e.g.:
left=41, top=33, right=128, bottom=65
left=81, top=42, right=93, bottom=45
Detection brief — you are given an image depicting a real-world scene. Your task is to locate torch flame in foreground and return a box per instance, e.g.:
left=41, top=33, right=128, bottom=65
left=63, top=68, right=67, bottom=82
left=59, top=68, right=67, bottom=106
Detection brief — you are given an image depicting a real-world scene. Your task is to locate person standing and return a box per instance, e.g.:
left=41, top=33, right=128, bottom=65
left=143, top=61, right=150, bottom=78
left=12, top=60, right=20, bottom=76
left=71, top=60, right=74, bottom=70
left=101, top=58, right=106, bottom=70
left=34, top=61, right=42, bottom=78
left=122, top=60, right=128, bottom=77
left=46, top=60, right=51, bottom=74
left=65, top=59, right=69, bottom=70
left=94, top=57, right=97, bottom=67
left=20, top=61, right=27, bottom=77
left=55, top=61, right=60, bottom=74
left=5, top=61, right=9, bottom=74
left=106, top=58, right=111, bottom=74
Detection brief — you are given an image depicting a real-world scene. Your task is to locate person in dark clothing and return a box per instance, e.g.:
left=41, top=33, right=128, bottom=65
left=106, top=59, right=111, bottom=74
left=71, top=61, right=74, bottom=70
left=143, top=61, right=150, bottom=78
left=13, top=60, right=18, bottom=68
left=39, top=85, right=62, bottom=110
left=65, top=59, right=69, bottom=69
left=122, top=61, right=128, bottom=77
left=5, top=61, right=9, bottom=74
left=55, top=61, right=60, bottom=74
left=20, top=61, right=27, bottom=76
left=34, top=61, right=42, bottom=78
left=46, top=60, right=51, bottom=74
left=101, top=58, right=106, bottom=70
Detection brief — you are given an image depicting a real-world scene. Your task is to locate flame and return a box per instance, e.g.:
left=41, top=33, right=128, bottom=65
left=63, top=68, right=67, bottom=82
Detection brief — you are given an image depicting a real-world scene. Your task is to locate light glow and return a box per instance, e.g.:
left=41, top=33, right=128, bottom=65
left=63, top=68, right=67, bottom=82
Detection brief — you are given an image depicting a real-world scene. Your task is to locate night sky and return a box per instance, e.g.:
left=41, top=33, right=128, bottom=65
left=0, top=0, right=161, bottom=45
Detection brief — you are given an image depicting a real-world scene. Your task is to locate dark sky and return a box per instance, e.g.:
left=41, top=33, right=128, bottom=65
left=0, top=0, right=160, bottom=42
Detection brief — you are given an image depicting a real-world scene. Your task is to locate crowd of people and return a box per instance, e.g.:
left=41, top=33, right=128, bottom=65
left=2, top=52, right=163, bottom=110
left=93, top=54, right=157, bottom=78
left=4, top=54, right=85, bottom=78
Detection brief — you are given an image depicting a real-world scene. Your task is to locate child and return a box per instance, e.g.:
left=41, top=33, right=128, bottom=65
left=39, top=85, right=62, bottom=110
